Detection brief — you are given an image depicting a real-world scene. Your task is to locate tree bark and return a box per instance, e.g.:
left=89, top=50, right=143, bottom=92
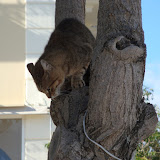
left=48, top=0, right=158, bottom=160
left=55, top=0, right=86, bottom=26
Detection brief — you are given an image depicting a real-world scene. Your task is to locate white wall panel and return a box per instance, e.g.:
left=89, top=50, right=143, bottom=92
left=26, top=3, right=55, bottom=28
left=26, top=79, right=50, bottom=107
left=25, top=115, right=50, bottom=140
left=25, top=140, right=48, bottom=160
left=26, top=29, right=53, bottom=54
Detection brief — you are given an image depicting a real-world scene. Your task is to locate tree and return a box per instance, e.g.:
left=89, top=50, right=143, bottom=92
left=48, top=0, right=158, bottom=159
left=136, top=87, right=160, bottom=160
left=136, top=122, right=160, bottom=160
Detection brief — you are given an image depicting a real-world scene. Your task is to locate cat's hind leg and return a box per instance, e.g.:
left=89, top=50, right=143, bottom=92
left=71, top=64, right=89, bottom=89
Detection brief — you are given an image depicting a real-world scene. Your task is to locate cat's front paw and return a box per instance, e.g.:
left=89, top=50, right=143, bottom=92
left=71, top=78, right=85, bottom=89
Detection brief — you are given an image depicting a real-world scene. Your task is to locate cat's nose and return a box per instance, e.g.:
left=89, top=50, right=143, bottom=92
left=47, top=94, right=51, bottom=98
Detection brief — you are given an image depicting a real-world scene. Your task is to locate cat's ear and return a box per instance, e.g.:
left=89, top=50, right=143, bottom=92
left=40, top=59, right=53, bottom=71
left=27, top=63, right=35, bottom=77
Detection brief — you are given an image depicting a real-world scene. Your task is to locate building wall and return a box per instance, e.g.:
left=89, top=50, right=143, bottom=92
left=24, top=115, right=51, bottom=160
left=0, top=0, right=25, bottom=106
left=0, top=114, right=52, bottom=160
left=85, top=0, right=98, bottom=37
left=25, top=0, right=55, bottom=107
left=0, top=0, right=53, bottom=159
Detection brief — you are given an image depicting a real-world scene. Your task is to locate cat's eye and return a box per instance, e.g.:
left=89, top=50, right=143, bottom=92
left=47, top=88, right=51, bottom=93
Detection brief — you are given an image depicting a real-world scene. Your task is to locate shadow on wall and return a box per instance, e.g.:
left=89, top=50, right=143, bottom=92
left=0, top=1, right=25, bottom=62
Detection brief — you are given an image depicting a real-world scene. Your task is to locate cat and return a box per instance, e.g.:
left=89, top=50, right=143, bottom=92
left=27, top=18, right=95, bottom=99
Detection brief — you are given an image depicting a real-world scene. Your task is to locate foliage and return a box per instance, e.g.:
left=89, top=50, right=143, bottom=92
left=142, top=86, right=154, bottom=102
left=45, top=143, right=50, bottom=149
left=136, top=87, right=160, bottom=160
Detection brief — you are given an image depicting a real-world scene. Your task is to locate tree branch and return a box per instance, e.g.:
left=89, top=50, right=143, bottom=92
left=49, top=89, right=158, bottom=159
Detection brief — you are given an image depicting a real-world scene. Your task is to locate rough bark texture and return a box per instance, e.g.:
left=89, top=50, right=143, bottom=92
left=48, top=0, right=158, bottom=160
left=55, top=0, right=85, bottom=26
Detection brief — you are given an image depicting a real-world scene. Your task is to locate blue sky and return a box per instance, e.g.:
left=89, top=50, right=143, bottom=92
left=142, top=0, right=160, bottom=105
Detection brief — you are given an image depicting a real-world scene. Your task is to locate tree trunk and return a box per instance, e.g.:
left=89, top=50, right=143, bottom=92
left=55, top=0, right=86, bottom=26
left=48, top=0, right=158, bottom=160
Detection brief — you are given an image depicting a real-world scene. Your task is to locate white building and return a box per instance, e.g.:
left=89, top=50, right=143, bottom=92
left=0, top=0, right=98, bottom=159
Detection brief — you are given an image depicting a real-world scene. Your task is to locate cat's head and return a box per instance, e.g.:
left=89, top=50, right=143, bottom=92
left=27, top=59, right=65, bottom=99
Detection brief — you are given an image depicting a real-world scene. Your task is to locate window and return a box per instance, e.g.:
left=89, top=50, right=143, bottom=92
left=0, top=119, right=22, bottom=160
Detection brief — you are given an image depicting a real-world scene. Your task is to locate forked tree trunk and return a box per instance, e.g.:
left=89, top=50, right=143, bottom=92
left=48, top=0, right=158, bottom=160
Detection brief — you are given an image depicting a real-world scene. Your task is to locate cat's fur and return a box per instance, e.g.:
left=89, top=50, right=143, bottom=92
left=27, top=18, right=95, bottom=99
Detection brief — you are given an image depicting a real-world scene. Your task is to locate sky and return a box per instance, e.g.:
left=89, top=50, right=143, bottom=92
left=142, top=0, right=160, bottom=106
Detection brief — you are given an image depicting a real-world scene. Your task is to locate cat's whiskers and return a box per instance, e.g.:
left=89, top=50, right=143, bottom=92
left=51, top=95, right=56, bottom=101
